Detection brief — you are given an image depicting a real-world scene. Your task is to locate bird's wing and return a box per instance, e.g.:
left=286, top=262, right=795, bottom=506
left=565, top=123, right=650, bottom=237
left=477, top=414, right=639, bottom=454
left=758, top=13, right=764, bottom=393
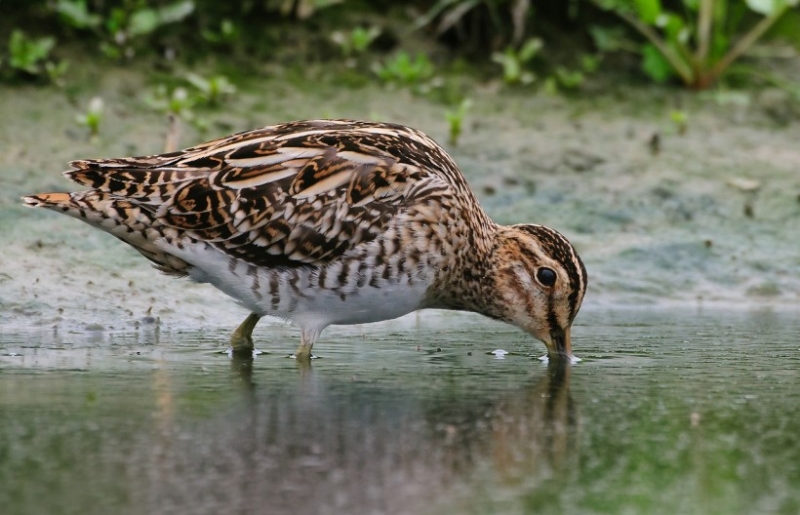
left=64, top=120, right=460, bottom=268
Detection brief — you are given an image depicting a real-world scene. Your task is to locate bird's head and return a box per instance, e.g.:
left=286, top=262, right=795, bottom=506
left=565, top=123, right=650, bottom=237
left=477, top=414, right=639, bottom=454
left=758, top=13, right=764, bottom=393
left=490, top=224, right=587, bottom=359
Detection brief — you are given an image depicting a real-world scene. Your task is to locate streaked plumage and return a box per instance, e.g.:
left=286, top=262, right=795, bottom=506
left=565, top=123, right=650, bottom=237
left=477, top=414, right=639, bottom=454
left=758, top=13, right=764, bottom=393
left=23, top=119, right=587, bottom=359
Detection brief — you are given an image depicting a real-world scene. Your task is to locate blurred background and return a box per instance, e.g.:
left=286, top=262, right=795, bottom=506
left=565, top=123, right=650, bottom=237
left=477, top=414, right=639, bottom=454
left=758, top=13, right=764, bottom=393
left=2, top=0, right=799, bottom=318
left=4, top=1, right=800, bottom=90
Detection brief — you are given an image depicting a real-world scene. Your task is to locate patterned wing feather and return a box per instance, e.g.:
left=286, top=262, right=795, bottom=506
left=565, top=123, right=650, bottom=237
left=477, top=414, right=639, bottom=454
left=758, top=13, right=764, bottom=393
left=63, top=120, right=459, bottom=268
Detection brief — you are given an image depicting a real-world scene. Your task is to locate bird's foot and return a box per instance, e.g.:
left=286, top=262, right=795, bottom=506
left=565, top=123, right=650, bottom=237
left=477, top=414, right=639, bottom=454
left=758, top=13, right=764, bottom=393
left=289, top=352, right=319, bottom=360
left=538, top=354, right=581, bottom=364
left=229, top=312, right=262, bottom=356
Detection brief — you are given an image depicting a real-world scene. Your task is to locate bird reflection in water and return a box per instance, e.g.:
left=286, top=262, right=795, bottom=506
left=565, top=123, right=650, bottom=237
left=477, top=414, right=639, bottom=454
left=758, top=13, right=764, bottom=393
left=491, top=360, right=576, bottom=483
left=195, top=355, right=578, bottom=514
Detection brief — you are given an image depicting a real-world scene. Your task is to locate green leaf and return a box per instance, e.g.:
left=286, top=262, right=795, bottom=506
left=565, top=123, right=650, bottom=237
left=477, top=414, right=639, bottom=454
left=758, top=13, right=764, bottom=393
left=55, top=0, right=102, bottom=29
left=99, top=41, right=121, bottom=59
left=518, top=38, right=543, bottom=63
left=504, top=57, right=521, bottom=83
left=105, top=8, right=126, bottom=34
left=375, top=52, right=434, bottom=84
left=128, top=9, right=159, bottom=36
left=581, top=54, right=601, bottom=73
left=157, top=1, right=195, bottom=24
left=492, top=50, right=520, bottom=83
left=660, top=12, right=686, bottom=42
left=554, top=67, right=585, bottom=89
left=185, top=73, right=210, bottom=93
left=9, top=31, right=55, bottom=74
left=635, top=0, right=663, bottom=24
left=641, top=43, right=675, bottom=82
left=745, top=0, right=788, bottom=16
left=128, top=1, right=194, bottom=37
left=45, top=59, right=69, bottom=84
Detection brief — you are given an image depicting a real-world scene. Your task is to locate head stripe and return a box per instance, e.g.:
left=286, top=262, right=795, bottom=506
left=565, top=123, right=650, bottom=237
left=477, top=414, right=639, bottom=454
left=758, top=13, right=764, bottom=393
left=514, top=224, right=586, bottom=323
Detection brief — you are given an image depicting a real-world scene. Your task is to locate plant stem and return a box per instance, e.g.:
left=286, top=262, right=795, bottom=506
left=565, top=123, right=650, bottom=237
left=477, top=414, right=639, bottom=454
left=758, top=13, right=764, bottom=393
left=701, top=5, right=789, bottom=88
left=616, top=10, right=695, bottom=85
left=695, top=0, right=714, bottom=68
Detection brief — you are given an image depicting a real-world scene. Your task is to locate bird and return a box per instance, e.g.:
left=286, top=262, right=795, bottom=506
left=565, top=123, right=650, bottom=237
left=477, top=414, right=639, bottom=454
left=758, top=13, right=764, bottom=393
left=23, top=119, right=587, bottom=360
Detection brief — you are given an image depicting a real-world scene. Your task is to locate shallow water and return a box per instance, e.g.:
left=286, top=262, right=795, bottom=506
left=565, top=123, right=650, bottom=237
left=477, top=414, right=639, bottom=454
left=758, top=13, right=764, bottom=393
left=1, top=308, right=799, bottom=515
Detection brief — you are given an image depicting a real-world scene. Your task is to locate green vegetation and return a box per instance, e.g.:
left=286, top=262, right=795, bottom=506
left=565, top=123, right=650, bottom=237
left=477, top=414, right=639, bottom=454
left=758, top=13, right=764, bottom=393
left=6, top=30, right=56, bottom=77
left=1, top=0, right=799, bottom=96
left=75, top=96, right=104, bottom=137
left=592, top=0, right=800, bottom=88
left=444, top=98, right=472, bottom=145
left=145, top=85, right=193, bottom=117
left=185, top=73, right=236, bottom=106
left=670, top=109, right=688, bottom=134
left=331, top=26, right=382, bottom=57
left=374, top=52, right=435, bottom=85
left=491, top=38, right=543, bottom=85
left=138, top=72, right=237, bottom=135
left=54, top=0, right=195, bottom=59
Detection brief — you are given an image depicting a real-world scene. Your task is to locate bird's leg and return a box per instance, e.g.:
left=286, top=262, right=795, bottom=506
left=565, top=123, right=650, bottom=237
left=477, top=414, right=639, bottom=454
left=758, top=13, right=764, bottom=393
left=230, top=312, right=262, bottom=356
left=294, top=327, right=320, bottom=362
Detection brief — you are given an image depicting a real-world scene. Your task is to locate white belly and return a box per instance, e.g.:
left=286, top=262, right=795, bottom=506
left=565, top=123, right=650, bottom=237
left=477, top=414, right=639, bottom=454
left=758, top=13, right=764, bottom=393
left=160, top=240, right=431, bottom=330
left=287, top=281, right=429, bottom=327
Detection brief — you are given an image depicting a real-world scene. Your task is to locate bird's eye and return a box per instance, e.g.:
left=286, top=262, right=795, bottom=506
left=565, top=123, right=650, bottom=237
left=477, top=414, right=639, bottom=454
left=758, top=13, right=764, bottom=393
left=536, top=267, right=557, bottom=287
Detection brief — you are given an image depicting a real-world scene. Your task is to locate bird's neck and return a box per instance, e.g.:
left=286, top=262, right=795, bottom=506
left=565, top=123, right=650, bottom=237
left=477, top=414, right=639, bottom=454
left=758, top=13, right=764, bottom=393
left=426, top=217, right=504, bottom=318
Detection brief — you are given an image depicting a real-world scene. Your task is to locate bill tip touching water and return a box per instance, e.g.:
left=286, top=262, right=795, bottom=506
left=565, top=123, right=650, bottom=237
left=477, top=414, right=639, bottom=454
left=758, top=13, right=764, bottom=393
left=22, top=119, right=587, bottom=361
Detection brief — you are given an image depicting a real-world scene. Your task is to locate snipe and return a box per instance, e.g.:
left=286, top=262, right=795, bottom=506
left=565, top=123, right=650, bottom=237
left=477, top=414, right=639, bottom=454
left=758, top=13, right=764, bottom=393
left=24, top=119, right=587, bottom=360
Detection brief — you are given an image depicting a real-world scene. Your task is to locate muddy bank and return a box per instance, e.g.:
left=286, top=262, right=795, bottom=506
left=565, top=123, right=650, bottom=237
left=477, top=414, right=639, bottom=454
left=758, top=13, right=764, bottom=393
left=1, top=63, right=798, bottom=334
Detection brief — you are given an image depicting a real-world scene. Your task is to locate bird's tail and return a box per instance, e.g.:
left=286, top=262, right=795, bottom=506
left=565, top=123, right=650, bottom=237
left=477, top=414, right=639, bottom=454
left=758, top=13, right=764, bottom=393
left=22, top=190, right=190, bottom=277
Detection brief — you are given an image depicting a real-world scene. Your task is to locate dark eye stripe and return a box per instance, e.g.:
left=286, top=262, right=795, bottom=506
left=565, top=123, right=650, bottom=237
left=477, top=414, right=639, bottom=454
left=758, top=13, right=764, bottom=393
left=515, top=224, right=587, bottom=323
left=567, top=251, right=587, bottom=322
left=547, top=308, right=559, bottom=337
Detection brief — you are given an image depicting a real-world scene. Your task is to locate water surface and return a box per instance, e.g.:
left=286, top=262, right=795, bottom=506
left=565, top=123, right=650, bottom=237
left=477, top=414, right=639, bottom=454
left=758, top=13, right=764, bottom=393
left=1, top=308, right=799, bottom=515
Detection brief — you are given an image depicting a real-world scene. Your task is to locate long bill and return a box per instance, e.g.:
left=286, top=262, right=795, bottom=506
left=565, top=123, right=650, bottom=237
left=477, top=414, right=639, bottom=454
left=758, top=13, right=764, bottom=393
left=550, top=326, right=572, bottom=359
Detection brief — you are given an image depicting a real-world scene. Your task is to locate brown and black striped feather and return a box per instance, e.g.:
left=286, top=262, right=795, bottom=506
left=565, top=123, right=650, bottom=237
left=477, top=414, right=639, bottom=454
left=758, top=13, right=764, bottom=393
left=63, top=120, right=471, bottom=269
